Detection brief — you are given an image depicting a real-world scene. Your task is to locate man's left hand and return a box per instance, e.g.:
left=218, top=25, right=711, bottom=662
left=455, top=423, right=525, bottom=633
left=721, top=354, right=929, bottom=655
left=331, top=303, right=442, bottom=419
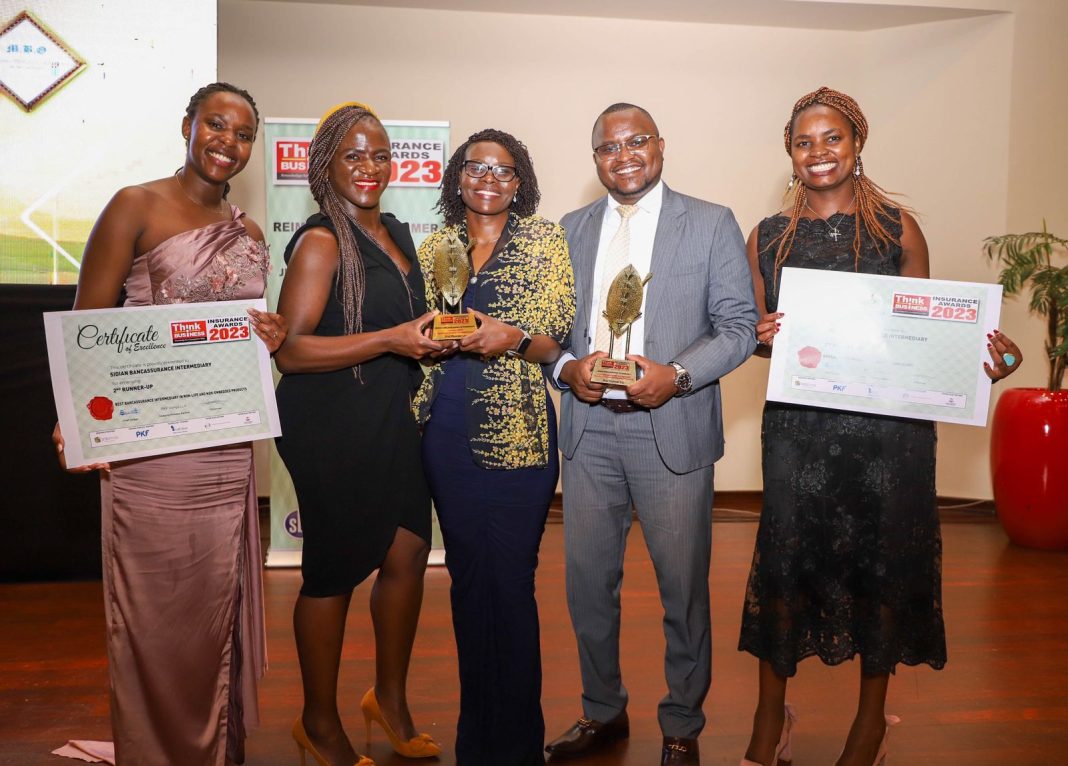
left=625, top=355, right=679, bottom=409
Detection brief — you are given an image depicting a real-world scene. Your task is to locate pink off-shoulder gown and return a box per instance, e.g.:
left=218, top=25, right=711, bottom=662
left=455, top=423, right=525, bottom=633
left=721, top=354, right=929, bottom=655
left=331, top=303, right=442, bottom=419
left=97, top=206, right=268, bottom=765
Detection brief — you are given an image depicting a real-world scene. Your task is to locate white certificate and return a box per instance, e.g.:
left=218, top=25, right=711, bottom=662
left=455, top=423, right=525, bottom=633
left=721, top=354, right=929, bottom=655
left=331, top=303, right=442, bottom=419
left=766, top=268, right=1003, bottom=426
left=44, top=299, right=281, bottom=468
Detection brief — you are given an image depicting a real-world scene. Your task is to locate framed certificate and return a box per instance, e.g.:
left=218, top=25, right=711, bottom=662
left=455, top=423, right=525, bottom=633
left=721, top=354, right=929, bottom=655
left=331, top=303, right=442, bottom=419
left=44, top=299, right=281, bottom=468
left=766, top=268, right=1003, bottom=426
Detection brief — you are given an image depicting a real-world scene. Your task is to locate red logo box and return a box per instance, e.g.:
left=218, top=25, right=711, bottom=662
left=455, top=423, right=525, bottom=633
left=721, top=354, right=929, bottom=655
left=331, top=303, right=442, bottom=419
left=275, top=139, right=310, bottom=183
left=892, top=293, right=931, bottom=316
left=171, top=320, right=207, bottom=344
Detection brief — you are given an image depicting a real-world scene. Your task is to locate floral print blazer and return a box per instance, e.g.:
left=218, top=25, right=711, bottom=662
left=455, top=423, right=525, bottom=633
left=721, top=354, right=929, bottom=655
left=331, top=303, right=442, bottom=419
left=413, top=214, right=575, bottom=469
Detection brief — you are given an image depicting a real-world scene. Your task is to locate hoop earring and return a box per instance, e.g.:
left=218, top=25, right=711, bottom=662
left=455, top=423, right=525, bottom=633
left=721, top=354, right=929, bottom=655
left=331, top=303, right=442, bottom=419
left=854, top=156, right=863, bottom=177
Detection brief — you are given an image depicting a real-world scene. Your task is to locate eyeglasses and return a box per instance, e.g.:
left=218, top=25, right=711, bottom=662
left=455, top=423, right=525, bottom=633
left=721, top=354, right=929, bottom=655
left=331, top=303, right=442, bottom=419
left=462, top=160, right=517, bottom=182
left=593, top=134, right=659, bottom=159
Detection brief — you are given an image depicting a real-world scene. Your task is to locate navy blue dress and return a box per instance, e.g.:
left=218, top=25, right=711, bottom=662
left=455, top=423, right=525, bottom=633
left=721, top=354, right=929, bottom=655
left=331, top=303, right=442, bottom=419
left=422, top=282, right=558, bottom=766
left=416, top=215, right=574, bottom=766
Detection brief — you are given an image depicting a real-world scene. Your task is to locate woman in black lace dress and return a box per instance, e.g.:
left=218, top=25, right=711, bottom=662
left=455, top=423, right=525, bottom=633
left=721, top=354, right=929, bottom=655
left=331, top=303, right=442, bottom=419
left=737, top=87, right=1022, bottom=766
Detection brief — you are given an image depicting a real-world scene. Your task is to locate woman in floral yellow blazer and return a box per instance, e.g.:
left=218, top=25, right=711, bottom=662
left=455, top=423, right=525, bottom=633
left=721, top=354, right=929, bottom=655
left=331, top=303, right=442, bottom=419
left=413, top=128, right=574, bottom=766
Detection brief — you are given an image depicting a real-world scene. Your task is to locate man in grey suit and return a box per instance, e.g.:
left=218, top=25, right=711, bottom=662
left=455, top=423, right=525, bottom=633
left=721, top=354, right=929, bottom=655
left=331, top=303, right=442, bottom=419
left=544, top=103, right=757, bottom=766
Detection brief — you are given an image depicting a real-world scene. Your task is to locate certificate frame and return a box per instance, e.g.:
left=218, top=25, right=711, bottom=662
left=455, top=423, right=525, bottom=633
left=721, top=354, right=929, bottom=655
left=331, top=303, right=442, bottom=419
left=766, top=268, right=1003, bottom=427
left=45, top=298, right=281, bottom=468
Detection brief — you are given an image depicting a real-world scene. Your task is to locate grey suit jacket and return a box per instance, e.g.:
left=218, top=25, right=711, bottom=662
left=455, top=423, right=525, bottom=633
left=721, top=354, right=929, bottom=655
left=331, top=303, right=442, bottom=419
left=555, top=183, right=758, bottom=474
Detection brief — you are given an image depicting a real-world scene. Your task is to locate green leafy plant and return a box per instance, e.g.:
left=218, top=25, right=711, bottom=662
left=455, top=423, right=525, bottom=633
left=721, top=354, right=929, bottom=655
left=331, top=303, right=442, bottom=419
left=983, top=221, right=1068, bottom=391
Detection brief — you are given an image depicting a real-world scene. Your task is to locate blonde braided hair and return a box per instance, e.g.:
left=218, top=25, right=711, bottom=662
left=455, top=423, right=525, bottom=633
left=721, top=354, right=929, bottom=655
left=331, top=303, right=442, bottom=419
left=306, top=104, right=384, bottom=372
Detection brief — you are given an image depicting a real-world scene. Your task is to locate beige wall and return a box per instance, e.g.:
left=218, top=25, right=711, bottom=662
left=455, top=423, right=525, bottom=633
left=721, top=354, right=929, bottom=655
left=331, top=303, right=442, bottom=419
left=222, top=0, right=1067, bottom=498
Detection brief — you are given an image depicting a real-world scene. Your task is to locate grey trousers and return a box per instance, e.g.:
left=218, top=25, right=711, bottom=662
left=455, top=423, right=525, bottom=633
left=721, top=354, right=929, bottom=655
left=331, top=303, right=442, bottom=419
left=561, top=403, right=714, bottom=739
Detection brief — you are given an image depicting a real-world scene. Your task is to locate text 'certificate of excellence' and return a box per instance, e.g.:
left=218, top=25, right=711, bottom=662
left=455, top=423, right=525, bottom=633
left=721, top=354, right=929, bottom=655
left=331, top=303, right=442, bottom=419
left=766, top=268, right=1003, bottom=427
left=44, top=299, right=282, bottom=468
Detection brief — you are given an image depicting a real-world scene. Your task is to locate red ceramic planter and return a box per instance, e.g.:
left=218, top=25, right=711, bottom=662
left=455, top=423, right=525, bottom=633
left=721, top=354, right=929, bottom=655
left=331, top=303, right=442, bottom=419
left=990, top=388, right=1068, bottom=549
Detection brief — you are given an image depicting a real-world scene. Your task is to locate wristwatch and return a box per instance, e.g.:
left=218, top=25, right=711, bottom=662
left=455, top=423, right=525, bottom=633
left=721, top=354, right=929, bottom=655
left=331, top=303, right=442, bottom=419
left=506, top=329, right=532, bottom=358
left=669, top=361, right=692, bottom=395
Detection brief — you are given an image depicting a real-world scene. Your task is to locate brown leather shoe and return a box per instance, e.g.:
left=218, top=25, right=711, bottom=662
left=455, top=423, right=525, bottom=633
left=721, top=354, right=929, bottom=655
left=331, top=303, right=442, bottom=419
left=661, top=736, right=699, bottom=765
left=544, top=710, right=629, bottom=758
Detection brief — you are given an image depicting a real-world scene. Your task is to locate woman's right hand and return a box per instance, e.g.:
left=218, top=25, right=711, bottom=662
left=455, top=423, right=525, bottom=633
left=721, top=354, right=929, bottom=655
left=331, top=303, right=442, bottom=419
left=756, top=311, right=783, bottom=346
left=754, top=311, right=783, bottom=357
left=53, top=422, right=110, bottom=473
left=388, top=310, right=448, bottom=360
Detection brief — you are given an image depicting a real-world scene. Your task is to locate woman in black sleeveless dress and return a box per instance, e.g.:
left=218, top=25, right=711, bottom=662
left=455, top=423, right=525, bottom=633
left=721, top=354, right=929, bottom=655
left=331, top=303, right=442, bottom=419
left=737, top=88, right=1021, bottom=766
left=274, top=103, right=445, bottom=766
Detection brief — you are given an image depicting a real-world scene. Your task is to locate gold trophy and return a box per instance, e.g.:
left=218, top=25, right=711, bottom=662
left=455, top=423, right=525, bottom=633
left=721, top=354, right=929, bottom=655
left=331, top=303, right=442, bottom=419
left=590, top=265, right=653, bottom=386
left=430, top=230, right=479, bottom=340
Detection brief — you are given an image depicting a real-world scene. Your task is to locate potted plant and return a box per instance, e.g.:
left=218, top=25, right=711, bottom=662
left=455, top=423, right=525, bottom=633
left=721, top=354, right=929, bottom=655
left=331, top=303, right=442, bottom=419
left=983, top=222, right=1068, bottom=549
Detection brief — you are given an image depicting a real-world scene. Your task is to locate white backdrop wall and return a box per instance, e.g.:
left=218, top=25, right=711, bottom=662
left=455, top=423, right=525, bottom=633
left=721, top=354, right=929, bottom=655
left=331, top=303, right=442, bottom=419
left=219, top=0, right=1068, bottom=498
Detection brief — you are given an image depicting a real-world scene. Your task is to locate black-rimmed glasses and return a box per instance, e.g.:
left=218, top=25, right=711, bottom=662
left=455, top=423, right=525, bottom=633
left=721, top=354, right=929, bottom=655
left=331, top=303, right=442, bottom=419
left=462, top=160, right=517, bottom=182
left=593, top=134, right=659, bottom=159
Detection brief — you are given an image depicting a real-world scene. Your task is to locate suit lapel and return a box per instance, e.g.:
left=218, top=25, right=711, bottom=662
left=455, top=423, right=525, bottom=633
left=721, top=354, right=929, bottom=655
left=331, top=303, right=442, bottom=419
left=574, top=200, right=607, bottom=356
left=645, top=185, right=686, bottom=329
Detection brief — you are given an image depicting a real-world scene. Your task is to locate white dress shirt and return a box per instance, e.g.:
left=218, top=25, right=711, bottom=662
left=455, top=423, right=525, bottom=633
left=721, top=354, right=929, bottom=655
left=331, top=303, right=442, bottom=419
left=554, top=181, right=663, bottom=398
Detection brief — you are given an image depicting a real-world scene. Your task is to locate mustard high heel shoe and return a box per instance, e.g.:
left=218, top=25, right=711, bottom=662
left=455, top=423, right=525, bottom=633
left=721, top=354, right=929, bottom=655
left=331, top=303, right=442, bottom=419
left=292, top=716, right=375, bottom=766
left=360, top=688, right=442, bottom=758
left=741, top=702, right=798, bottom=766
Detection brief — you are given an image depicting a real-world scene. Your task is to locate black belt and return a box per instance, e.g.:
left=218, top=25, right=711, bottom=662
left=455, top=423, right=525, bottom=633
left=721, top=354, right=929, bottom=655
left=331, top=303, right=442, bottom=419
left=599, top=398, right=646, bottom=413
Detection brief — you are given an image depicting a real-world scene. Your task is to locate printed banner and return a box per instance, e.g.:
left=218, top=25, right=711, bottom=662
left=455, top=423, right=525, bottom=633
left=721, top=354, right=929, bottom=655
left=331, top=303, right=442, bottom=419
left=44, top=299, right=281, bottom=468
left=263, top=117, right=449, bottom=566
left=766, top=268, right=1003, bottom=426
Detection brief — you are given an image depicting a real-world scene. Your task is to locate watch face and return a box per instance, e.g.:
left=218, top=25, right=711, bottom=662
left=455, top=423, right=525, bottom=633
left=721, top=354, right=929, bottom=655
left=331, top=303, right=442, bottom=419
left=508, top=335, right=532, bottom=357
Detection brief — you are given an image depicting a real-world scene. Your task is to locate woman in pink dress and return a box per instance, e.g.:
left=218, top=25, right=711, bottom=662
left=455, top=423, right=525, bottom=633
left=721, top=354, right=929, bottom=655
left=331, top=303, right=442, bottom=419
left=53, top=82, right=287, bottom=766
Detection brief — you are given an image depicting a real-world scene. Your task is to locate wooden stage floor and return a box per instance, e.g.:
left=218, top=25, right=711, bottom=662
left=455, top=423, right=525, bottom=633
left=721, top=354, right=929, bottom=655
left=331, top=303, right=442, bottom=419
left=3, top=516, right=1067, bottom=765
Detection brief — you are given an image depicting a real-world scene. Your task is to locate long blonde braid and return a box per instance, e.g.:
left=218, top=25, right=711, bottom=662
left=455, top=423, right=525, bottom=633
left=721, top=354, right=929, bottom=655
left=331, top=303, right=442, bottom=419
left=306, top=105, right=381, bottom=367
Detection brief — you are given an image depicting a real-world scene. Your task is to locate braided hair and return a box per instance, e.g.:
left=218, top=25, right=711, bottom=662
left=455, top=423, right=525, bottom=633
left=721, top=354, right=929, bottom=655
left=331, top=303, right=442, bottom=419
left=183, top=82, right=260, bottom=199
left=436, top=128, right=541, bottom=226
left=307, top=105, right=383, bottom=352
left=770, top=86, right=907, bottom=283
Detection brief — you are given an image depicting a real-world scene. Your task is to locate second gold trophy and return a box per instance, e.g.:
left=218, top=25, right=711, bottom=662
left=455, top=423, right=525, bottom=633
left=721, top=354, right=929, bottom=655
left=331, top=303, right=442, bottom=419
left=589, top=265, right=652, bottom=386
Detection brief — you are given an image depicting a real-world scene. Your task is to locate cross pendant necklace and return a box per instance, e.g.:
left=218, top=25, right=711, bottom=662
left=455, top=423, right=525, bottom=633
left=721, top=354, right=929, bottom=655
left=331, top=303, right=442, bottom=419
left=806, top=195, right=855, bottom=242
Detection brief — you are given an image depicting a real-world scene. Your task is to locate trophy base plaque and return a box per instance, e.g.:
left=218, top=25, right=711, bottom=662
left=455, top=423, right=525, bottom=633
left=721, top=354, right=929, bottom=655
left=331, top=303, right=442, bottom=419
left=590, top=357, right=639, bottom=387
left=431, top=313, right=478, bottom=341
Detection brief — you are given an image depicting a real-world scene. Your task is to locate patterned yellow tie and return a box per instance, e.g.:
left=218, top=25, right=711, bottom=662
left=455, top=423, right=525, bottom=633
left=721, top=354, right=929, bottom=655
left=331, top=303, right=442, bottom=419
left=595, top=204, right=639, bottom=353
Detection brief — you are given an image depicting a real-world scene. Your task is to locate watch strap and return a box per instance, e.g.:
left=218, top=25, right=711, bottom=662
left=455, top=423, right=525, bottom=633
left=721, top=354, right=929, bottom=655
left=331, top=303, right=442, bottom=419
left=507, top=329, right=532, bottom=358
left=669, top=361, right=692, bottom=394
